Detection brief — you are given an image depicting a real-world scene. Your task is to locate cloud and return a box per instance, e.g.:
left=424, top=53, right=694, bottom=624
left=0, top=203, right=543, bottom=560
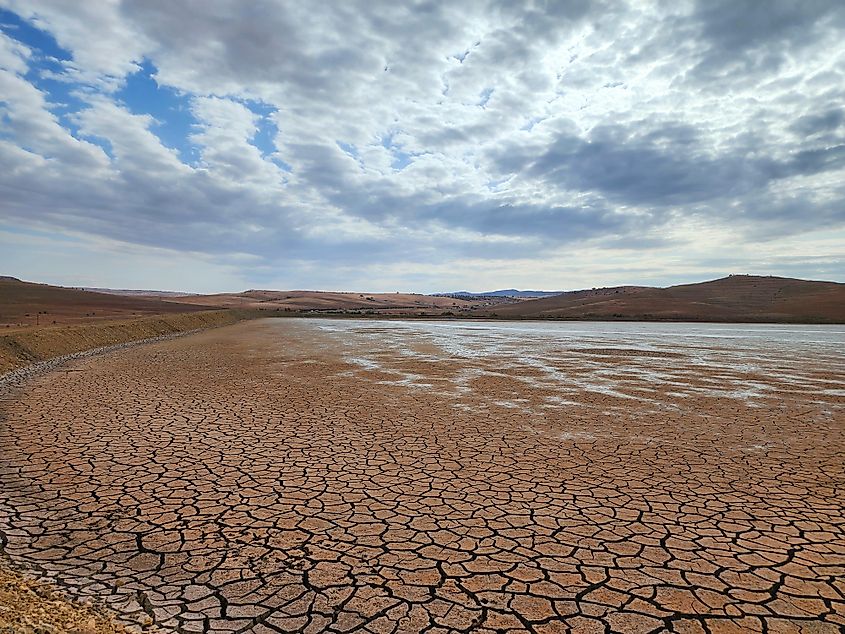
left=0, top=1, right=843, bottom=290
left=690, top=0, right=845, bottom=80
left=790, top=108, right=844, bottom=138
left=0, top=28, right=29, bottom=73
left=3, top=0, right=150, bottom=81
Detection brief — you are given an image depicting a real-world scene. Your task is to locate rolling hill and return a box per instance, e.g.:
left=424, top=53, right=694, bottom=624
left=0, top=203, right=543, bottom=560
left=446, top=289, right=563, bottom=298
left=4, top=274, right=843, bottom=326
left=172, top=289, right=511, bottom=313
left=0, top=277, right=215, bottom=328
left=481, top=275, right=845, bottom=323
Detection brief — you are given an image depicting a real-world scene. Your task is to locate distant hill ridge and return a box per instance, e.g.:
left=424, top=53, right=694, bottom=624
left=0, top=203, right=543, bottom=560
left=444, top=289, right=563, bottom=298
left=3, top=273, right=844, bottom=323
left=81, top=287, right=199, bottom=297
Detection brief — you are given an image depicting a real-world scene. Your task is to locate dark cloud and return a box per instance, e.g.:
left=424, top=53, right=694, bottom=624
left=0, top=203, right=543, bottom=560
left=527, top=123, right=756, bottom=207
left=690, top=0, right=845, bottom=80
left=421, top=198, right=637, bottom=242
left=790, top=108, right=844, bottom=138
left=767, top=144, right=845, bottom=180
left=486, top=117, right=845, bottom=238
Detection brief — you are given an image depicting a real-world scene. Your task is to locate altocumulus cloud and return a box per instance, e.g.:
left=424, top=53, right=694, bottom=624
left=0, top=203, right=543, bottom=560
left=0, top=0, right=843, bottom=291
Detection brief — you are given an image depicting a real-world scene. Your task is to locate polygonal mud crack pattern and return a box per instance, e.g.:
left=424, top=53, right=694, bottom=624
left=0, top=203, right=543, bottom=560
left=1, top=319, right=844, bottom=633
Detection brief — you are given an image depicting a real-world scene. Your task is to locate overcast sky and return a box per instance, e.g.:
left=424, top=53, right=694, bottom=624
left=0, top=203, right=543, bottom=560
left=1, top=1, right=843, bottom=292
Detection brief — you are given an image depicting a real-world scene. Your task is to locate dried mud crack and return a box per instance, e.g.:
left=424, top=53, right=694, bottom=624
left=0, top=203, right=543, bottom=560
left=0, top=319, right=843, bottom=633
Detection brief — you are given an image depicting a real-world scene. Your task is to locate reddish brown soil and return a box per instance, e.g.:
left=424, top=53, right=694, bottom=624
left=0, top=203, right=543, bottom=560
left=486, top=275, right=845, bottom=323
left=0, top=320, right=843, bottom=633
left=0, top=309, right=255, bottom=374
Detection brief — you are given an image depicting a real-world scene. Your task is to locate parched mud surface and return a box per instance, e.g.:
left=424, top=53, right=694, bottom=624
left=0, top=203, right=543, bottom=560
left=1, top=318, right=843, bottom=633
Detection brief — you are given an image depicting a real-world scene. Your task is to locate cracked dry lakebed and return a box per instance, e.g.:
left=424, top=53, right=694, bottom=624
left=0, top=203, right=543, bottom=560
left=1, top=318, right=844, bottom=634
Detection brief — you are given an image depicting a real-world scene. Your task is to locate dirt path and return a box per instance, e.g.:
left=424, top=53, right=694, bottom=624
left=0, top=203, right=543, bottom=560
left=1, top=319, right=843, bottom=633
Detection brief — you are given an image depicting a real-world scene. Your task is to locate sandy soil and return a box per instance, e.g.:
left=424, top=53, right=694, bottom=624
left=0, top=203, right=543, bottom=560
left=0, top=559, right=139, bottom=634
left=0, top=319, right=843, bottom=633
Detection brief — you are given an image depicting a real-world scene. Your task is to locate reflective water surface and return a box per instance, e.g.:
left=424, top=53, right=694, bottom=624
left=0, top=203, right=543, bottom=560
left=301, top=319, right=845, bottom=406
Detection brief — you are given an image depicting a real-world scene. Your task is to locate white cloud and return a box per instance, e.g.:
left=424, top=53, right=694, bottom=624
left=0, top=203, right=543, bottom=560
left=0, top=30, right=29, bottom=73
left=3, top=0, right=148, bottom=81
left=190, top=96, right=287, bottom=189
left=0, top=0, right=843, bottom=290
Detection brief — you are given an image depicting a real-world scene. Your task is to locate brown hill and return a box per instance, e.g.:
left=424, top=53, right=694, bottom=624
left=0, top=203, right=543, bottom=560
left=174, top=289, right=511, bottom=313
left=80, top=287, right=198, bottom=297
left=482, top=275, right=845, bottom=323
left=0, top=277, right=215, bottom=329
left=5, top=275, right=841, bottom=325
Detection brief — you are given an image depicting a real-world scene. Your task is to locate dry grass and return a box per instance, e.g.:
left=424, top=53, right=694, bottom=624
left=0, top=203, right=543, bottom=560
left=0, top=309, right=258, bottom=375
left=0, top=277, right=214, bottom=329
left=173, top=289, right=509, bottom=313
left=486, top=275, right=845, bottom=322
left=0, top=562, right=135, bottom=634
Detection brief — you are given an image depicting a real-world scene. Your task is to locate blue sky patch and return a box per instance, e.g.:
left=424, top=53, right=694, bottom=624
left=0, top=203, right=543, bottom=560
left=1, top=9, right=88, bottom=137
left=117, top=60, right=199, bottom=164
left=1, top=8, right=69, bottom=61
left=477, top=87, right=494, bottom=108
left=242, top=99, right=291, bottom=171
left=379, top=131, right=414, bottom=171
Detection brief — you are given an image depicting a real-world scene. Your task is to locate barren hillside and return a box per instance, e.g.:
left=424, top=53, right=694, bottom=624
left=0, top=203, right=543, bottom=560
left=174, top=289, right=512, bottom=313
left=483, top=276, right=845, bottom=323
left=0, top=277, right=214, bottom=328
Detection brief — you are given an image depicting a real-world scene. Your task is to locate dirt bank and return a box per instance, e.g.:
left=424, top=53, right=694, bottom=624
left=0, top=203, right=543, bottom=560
left=0, top=310, right=258, bottom=375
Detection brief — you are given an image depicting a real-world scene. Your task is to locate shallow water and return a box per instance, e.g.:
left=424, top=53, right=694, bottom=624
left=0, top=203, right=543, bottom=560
left=295, top=318, right=845, bottom=405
